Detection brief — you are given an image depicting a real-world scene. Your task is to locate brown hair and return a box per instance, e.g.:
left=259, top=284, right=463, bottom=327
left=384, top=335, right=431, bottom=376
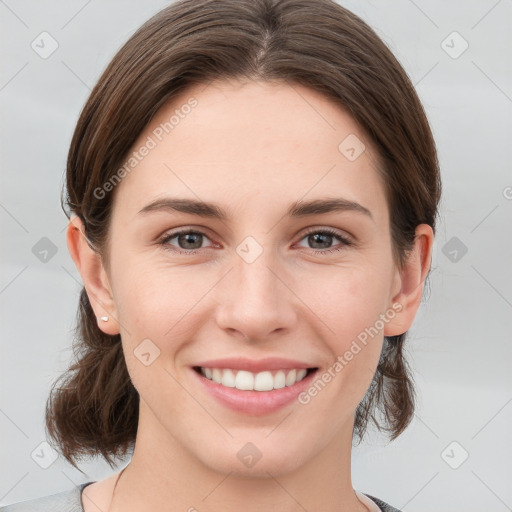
left=46, top=0, right=441, bottom=471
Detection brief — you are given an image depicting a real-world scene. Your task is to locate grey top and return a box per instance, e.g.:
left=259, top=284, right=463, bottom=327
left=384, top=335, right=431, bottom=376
left=0, top=483, right=402, bottom=512
left=0, top=483, right=94, bottom=512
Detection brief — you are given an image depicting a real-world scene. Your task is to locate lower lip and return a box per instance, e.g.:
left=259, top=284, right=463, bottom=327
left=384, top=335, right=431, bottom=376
left=191, top=367, right=318, bottom=415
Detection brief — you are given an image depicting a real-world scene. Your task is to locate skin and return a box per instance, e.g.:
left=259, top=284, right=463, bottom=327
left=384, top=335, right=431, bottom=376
left=68, top=79, right=434, bottom=512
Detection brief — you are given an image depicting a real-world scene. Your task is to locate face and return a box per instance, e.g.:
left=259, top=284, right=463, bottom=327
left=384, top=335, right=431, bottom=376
left=85, top=79, right=409, bottom=476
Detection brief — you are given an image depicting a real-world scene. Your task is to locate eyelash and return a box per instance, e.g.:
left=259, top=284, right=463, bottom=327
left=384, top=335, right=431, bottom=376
left=158, top=227, right=353, bottom=255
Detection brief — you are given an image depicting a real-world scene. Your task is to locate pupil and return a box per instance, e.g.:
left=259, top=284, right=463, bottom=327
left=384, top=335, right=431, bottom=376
left=310, top=233, right=331, bottom=249
left=180, top=233, right=202, bottom=249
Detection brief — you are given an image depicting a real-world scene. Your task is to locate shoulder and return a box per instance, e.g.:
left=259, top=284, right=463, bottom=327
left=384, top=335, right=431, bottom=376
left=363, top=493, right=403, bottom=512
left=0, top=483, right=93, bottom=512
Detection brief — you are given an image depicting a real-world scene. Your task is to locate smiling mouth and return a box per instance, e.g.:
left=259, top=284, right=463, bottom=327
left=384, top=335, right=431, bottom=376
left=193, top=366, right=318, bottom=392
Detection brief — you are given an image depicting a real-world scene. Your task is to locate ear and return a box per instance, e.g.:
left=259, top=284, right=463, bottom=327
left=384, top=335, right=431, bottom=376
left=66, top=215, right=120, bottom=336
left=384, top=224, right=434, bottom=337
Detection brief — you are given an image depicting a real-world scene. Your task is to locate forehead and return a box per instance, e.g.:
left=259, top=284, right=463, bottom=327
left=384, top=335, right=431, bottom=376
left=111, top=79, right=388, bottom=224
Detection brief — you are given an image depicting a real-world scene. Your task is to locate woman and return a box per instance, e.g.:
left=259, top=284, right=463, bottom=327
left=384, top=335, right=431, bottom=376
left=1, top=0, right=440, bottom=511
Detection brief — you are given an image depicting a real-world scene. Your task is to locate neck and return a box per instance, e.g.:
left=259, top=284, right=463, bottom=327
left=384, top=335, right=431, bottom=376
left=110, top=399, right=368, bottom=512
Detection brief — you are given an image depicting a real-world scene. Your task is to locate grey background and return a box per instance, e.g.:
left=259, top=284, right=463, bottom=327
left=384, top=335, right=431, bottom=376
left=1, top=1, right=511, bottom=510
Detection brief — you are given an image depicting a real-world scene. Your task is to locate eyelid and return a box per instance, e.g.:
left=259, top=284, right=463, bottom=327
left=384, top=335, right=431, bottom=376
left=158, top=227, right=216, bottom=252
left=294, top=226, right=354, bottom=254
left=299, top=226, right=354, bottom=243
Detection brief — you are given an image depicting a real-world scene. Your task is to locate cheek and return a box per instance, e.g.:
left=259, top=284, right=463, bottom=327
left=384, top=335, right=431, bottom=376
left=112, top=262, right=204, bottom=405
left=294, top=261, right=391, bottom=343
left=111, top=256, right=210, bottom=337
left=292, top=264, right=388, bottom=398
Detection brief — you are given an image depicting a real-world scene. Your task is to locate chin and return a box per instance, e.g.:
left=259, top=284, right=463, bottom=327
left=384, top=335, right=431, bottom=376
left=194, top=437, right=310, bottom=479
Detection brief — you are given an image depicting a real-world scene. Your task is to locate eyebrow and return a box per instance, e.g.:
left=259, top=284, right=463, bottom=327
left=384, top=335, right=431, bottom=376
left=138, top=197, right=373, bottom=221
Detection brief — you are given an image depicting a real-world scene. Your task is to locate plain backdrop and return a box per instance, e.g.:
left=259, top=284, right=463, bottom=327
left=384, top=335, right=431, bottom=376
left=1, top=1, right=511, bottom=510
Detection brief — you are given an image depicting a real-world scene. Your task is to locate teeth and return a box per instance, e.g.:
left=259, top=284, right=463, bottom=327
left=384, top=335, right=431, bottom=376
left=199, top=367, right=310, bottom=391
left=221, top=369, right=236, bottom=387
left=285, top=369, right=296, bottom=386
left=212, top=368, right=222, bottom=384
left=235, top=370, right=254, bottom=390
left=274, top=370, right=286, bottom=389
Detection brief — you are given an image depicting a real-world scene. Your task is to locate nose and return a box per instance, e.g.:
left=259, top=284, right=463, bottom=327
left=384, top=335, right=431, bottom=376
left=214, top=253, right=298, bottom=342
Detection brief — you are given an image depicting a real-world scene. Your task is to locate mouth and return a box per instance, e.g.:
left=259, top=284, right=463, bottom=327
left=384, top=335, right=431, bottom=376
left=192, top=366, right=318, bottom=391
left=191, top=364, right=319, bottom=415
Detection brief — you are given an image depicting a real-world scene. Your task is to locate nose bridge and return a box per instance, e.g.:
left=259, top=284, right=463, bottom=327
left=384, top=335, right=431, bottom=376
left=236, top=256, right=279, bottom=308
left=214, top=245, right=296, bottom=340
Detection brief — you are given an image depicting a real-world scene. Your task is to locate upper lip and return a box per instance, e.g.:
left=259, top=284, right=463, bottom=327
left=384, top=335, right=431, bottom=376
left=193, top=357, right=318, bottom=373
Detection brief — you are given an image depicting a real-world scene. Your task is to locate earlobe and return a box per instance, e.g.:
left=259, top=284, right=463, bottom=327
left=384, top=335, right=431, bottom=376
left=384, top=224, right=434, bottom=337
left=66, top=215, right=120, bottom=336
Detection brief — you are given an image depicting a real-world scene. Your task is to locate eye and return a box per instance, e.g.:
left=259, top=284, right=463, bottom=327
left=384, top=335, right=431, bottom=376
left=159, top=229, right=214, bottom=254
left=296, top=227, right=353, bottom=254
left=158, top=227, right=353, bottom=255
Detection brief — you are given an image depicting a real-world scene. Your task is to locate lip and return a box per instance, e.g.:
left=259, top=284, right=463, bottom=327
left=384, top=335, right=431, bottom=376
left=190, top=364, right=319, bottom=416
left=193, top=357, right=315, bottom=373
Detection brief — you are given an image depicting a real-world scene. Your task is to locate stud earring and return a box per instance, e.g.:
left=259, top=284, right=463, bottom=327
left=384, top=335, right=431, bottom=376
left=100, top=316, right=109, bottom=322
